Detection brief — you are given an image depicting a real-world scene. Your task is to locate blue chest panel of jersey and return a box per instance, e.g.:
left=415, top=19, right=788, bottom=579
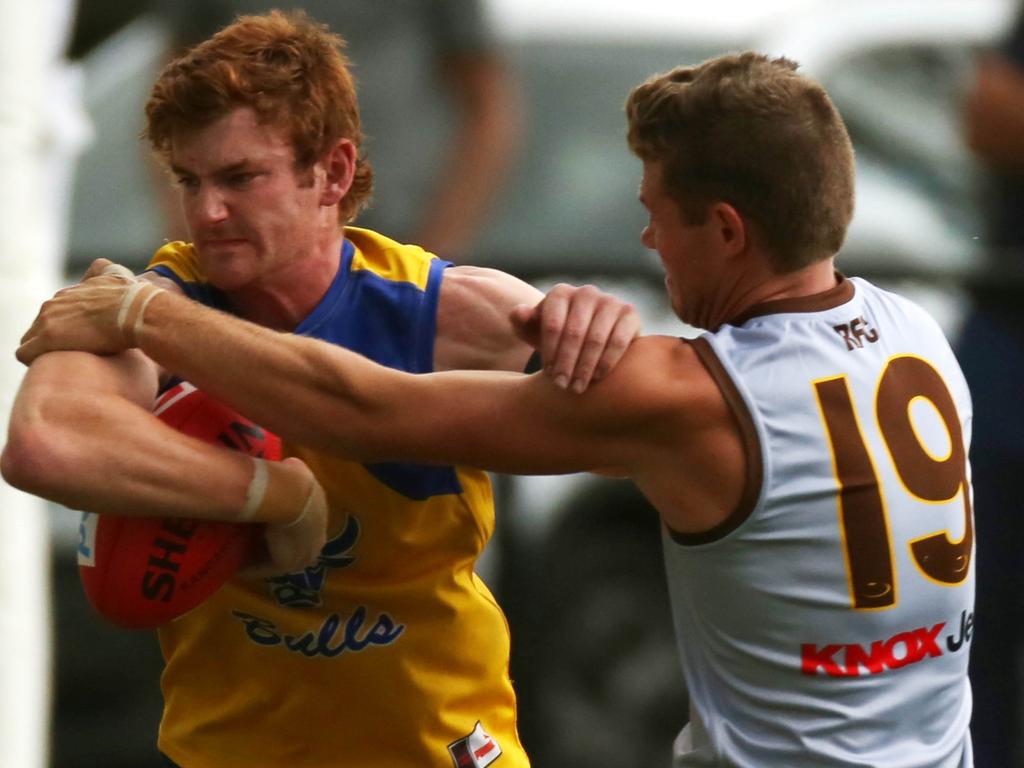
left=152, top=239, right=462, bottom=501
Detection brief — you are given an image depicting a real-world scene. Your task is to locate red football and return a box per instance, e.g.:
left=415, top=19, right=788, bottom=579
left=76, top=382, right=278, bottom=629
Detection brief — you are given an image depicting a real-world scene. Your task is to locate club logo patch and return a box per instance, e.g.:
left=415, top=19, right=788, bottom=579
left=268, top=515, right=360, bottom=607
left=232, top=514, right=406, bottom=659
left=448, top=721, right=502, bottom=768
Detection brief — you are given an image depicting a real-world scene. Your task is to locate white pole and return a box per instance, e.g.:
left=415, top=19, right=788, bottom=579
left=0, top=1, right=88, bottom=766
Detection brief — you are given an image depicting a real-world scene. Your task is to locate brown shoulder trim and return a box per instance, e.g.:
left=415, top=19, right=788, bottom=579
left=728, top=272, right=854, bottom=327
left=667, top=336, right=763, bottom=546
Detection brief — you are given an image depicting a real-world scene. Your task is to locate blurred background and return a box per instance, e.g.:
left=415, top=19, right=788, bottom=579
left=2, top=0, right=1021, bottom=766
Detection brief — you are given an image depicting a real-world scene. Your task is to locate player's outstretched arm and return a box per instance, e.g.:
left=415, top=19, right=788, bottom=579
left=15, top=260, right=679, bottom=475
left=21, top=260, right=640, bottom=393
left=111, top=288, right=682, bottom=475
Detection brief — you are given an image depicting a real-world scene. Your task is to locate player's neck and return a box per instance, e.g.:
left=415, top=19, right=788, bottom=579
left=757, top=260, right=839, bottom=303
left=702, top=258, right=838, bottom=331
left=227, top=233, right=345, bottom=331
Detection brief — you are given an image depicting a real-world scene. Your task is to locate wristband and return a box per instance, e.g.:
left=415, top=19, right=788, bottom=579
left=239, top=458, right=269, bottom=522
left=241, top=458, right=319, bottom=526
left=277, top=478, right=318, bottom=530
left=131, top=286, right=162, bottom=344
left=116, top=281, right=147, bottom=339
left=116, top=281, right=163, bottom=347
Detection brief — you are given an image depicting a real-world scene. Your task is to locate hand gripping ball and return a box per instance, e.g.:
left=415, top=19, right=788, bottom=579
left=76, top=382, right=279, bottom=629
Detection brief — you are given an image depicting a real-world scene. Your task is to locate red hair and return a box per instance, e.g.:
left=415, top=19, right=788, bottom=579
left=145, top=10, right=372, bottom=223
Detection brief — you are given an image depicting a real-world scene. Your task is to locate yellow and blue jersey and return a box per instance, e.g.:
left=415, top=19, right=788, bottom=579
left=148, top=228, right=527, bottom=768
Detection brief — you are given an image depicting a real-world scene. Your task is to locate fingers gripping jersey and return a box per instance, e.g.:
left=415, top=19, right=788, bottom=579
left=665, top=277, right=974, bottom=767
left=147, top=228, right=527, bottom=768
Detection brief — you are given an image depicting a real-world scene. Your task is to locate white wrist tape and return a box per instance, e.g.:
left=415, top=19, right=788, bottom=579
left=115, top=281, right=162, bottom=347
left=116, top=280, right=147, bottom=337
left=278, top=478, right=318, bottom=530
left=240, top=458, right=269, bottom=522
left=132, top=286, right=162, bottom=344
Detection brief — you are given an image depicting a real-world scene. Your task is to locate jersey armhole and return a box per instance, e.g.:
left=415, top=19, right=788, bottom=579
left=666, top=336, right=764, bottom=546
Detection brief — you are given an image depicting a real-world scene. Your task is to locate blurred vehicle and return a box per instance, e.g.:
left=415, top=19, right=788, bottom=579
left=61, top=2, right=1011, bottom=767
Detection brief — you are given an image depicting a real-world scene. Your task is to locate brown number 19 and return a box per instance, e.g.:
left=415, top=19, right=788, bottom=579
left=814, top=355, right=972, bottom=610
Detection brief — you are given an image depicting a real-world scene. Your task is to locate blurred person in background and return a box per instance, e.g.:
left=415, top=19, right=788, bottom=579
left=153, top=0, right=521, bottom=262
left=960, top=3, right=1024, bottom=765
left=4, top=11, right=636, bottom=768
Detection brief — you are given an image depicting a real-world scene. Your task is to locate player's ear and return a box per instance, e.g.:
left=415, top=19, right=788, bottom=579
left=709, top=201, right=747, bottom=258
left=318, top=138, right=356, bottom=208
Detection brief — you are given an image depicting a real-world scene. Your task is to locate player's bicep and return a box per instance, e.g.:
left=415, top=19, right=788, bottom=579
left=434, top=265, right=541, bottom=372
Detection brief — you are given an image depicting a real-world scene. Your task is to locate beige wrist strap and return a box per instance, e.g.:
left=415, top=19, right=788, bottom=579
left=116, top=282, right=163, bottom=347
left=131, top=286, right=162, bottom=344
left=240, top=458, right=317, bottom=526
left=240, top=458, right=270, bottom=522
left=116, top=281, right=146, bottom=337
left=277, top=479, right=318, bottom=530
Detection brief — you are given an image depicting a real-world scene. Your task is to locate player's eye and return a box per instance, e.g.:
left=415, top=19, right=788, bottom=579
left=227, top=172, right=258, bottom=187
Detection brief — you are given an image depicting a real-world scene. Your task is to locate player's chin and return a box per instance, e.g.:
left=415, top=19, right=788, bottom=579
left=196, top=237, right=250, bottom=255
left=201, top=256, right=259, bottom=292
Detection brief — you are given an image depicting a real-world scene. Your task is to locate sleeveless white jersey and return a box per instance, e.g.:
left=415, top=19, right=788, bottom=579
left=664, top=276, right=974, bottom=767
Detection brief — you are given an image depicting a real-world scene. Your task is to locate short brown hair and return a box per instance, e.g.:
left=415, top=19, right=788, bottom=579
left=145, top=10, right=373, bottom=224
left=626, top=52, right=855, bottom=271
